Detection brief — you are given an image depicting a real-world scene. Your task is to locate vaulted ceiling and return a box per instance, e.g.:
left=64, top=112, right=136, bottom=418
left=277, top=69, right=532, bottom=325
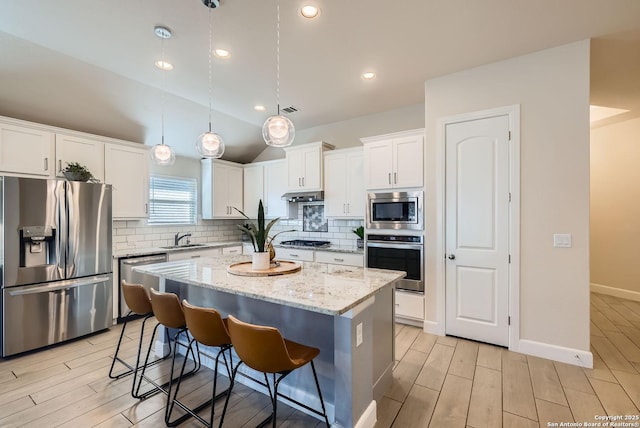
left=1, top=0, right=639, bottom=162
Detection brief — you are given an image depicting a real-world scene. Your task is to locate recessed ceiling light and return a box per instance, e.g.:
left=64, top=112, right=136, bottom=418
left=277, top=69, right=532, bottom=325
left=214, top=48, right=230, bottom=58
left=300, top=5, right=320, bottom=18
left=361, top=71, right=376, bottom=80
left=254, top=105, right=266, bottom=112
left=155, top=60, right=174, bottom=71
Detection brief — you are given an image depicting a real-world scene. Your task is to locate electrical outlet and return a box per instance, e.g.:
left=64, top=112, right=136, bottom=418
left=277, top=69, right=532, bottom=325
left=356, top=322, right=363, bottom=347
left=553, top=233, right=572, bottom=248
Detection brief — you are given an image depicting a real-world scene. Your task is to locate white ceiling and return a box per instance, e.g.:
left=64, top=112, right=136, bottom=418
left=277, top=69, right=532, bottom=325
left=1, top=0, right=639, bottom=162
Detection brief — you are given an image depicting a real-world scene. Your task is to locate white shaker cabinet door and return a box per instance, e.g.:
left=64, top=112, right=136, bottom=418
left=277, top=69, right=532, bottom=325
left=0, top=123, right=54, bottom=177
left=55, top=134, right=105, bottom=182
left=104, top=143, right=149, bottom=219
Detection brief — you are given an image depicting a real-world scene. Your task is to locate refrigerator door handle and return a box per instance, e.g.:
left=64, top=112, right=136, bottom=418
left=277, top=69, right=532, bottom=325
left=8, top=276, right=112, bottom=296
left=57, top=180, right=67, bottom=278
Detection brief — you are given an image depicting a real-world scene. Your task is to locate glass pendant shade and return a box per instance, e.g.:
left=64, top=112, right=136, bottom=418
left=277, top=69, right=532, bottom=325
left=262, top=114, right=295, bottom=147
left=196, top=131, right=225, bottom=158
left=150, top=143, right=175, bottom=165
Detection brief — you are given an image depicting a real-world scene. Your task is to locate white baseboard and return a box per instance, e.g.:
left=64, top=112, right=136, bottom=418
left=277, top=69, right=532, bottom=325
left=354, top=400, right=377, bottom=428
left=517, top=339, right=593, bottom=368
left=591, top=283, right=640, bottom=302
left=423, top=319, right=444, bottom=336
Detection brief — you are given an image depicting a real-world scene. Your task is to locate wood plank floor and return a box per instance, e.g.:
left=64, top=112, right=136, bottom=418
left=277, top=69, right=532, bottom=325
left=1, top=292, right=639, bottom=427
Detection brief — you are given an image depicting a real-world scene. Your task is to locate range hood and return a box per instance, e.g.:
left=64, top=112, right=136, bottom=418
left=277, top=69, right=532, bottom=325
left=281, top=191, right=324, bottom=202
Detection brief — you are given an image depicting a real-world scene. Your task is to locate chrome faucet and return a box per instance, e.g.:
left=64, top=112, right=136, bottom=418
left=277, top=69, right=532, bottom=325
left=174, top=232, right=191, bottom=246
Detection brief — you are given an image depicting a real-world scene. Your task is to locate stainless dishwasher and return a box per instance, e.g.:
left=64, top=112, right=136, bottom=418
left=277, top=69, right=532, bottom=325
left=118, top=253, right=167, bottom=320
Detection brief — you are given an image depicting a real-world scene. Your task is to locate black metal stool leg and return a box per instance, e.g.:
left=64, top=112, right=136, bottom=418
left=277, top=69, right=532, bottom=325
left=310, top=360, right=331, bottom=427
left=108, top=313, right=133, bottom=379
left=219, top=361, right=242, bottom=428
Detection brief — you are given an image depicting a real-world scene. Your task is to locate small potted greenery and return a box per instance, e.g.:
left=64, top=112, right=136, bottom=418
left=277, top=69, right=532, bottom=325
left=353, top=226, right=364, bottom=249
left=62, top=162, right=99, bottom=182
left=235, top=200, right=293, bottom=270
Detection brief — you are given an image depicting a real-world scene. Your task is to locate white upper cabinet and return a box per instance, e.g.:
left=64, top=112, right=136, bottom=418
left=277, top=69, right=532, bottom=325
left=202, top=159, right=243, bottom=219
left=284, top=142, right=334, bottom=191
left=324, top=148, right=365, bottom=218
left=104, top=143, right=149, bottom=219
left=55, top=134, right=105, bottom=182
left=243, top=159, right=289, bottom=219
left=361, top=129, right=424, bottom=190
left=0, top=122, right=54, bottom=177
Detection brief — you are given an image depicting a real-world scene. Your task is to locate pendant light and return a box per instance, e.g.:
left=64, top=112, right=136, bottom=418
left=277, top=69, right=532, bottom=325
left=196, top=0, right=225, bottom=158
left=262, top=0, right=295, bottom=147
left=150, top=25, right=176, bottom=166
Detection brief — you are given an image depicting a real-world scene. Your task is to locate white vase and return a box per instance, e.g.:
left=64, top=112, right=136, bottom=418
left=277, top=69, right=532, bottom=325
left=252, top=252, right=270, bottom=270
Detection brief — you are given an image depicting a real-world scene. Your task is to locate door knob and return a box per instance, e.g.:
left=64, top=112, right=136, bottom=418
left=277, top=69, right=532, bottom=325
left=448, top=254, right=456, bottom=260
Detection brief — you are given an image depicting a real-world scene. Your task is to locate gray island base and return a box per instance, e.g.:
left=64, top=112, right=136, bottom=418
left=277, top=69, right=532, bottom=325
left=135, top=255, right=405, bottom=428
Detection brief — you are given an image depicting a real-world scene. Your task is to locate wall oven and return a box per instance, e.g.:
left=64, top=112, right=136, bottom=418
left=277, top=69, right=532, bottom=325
left=366, top=234, right=424, bottom=293
left=367, top=191, right=423, bottom=230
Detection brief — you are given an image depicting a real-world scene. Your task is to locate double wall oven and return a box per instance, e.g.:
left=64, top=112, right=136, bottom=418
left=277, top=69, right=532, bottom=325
left=365, top=191, right=424, bottom=293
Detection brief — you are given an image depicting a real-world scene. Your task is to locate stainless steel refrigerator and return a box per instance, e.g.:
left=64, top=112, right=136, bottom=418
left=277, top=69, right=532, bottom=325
left=1, top=176, right=113, bottom=357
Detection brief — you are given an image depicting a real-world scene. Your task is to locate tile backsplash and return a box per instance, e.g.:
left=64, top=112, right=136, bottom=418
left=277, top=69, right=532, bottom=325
left=113, top=203, right=364, bottom=251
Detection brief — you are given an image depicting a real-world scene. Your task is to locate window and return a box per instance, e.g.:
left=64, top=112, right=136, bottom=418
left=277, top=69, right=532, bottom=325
left=148, top=175, right=197, bottom=225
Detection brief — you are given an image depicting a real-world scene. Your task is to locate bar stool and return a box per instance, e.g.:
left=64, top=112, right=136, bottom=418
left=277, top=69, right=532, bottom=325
left=108, top=280, right=171, bottom=399
left=165, top=300, right=233, bottom=427
left=220, top=315, right=330, bottom=428
left=145, top=289, right=201, bottom=426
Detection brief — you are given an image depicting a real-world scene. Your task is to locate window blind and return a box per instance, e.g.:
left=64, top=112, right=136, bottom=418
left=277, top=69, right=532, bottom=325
left=149, top=175, right=197, bottom=225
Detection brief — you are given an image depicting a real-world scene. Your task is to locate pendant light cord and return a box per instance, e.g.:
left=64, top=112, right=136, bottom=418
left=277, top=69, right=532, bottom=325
left=161, top=33, right=166, bottom=145
left=276, top=0, right=280, bottom=115
left=207, top=5, right=213, bottom=132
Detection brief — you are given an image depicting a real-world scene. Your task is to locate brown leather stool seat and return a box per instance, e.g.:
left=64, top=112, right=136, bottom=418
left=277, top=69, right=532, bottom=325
left=144, top=289, right=201, bottom=426
left=168, top=300, right=234, bottom=427
left=219, top=315, right=330, bottom=427
left=108, top=280, right=171, bottom=399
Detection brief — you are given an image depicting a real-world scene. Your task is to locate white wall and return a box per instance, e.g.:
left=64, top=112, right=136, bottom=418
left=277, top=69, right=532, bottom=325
left=252, top=103, right=425, bottom=162
left=424, top=41, right=591, bottom=356
left=591, top=116, right=640, bottom=298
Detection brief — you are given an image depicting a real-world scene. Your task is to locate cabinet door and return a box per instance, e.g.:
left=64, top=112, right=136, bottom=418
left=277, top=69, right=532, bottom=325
left=324, top=153, right=347, bottom=217
left=363, top=141, right=393, bottom=190
left=0, top=124, right=54, bottom=176
left=104, top=144, right=149, bottom=219
left=346, top=150, right=365, bottom=217
left=212, top=165, right=231, bottom=217
left=226, top=165, right=244, bottom=218
left=301, top=147, right=322, bottom=190
left=286, top=149, right=305, bottom=190
left=393, top=134, right=424, bottom=188
left=243, top=164, right=264, bottom=219
left=264, top=160, right=288, bottom=218
left=55, top=134, right=105, bottom=182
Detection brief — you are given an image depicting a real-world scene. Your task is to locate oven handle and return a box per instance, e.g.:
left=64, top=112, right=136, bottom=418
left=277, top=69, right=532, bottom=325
left=366, top=242, right=423, bottom=251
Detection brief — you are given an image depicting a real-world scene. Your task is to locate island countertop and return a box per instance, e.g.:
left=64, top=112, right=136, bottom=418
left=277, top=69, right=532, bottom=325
left=134, top=254, right=405, bottom=316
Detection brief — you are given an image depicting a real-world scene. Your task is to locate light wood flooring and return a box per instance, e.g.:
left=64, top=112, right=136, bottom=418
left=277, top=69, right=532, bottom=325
left=1, top=292, right=639, bottom=427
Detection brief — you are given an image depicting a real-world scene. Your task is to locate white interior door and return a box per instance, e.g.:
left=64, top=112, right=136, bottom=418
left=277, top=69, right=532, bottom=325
left=445, top=115, right=510, bottom=347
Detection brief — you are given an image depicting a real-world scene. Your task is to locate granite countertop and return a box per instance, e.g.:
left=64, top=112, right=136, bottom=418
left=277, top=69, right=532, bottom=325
left=113, top=241, right=242, bottom=258
left=134, top=254, right=404, bottom=316
left=274, top=244, right=364, bottom=255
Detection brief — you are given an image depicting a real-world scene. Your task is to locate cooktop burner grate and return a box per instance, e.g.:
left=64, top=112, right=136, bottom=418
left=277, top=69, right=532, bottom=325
left=280, top=239, right=331, bottom=248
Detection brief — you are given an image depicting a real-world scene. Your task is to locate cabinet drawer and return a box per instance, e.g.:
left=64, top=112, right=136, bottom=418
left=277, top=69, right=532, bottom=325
left=277, top=248, right=314, bottom=262
left=314, top=251, right=363, bottom=267
left=222, top=246, right=242, bottom=255
left=395, top=290, right=424, bottom=320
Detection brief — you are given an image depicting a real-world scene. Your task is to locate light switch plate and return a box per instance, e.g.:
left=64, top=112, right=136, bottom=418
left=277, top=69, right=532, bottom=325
left=356, top=322, right=363, bottom=347
left=553, top=233, right=572, bottom=248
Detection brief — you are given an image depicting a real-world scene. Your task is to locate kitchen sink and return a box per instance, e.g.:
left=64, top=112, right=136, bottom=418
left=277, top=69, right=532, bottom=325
left=160, top=243, right=207, bottom=249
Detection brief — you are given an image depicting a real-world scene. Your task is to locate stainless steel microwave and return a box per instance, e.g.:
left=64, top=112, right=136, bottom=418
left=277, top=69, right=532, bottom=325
left=366, top=191, right=423, bottom=230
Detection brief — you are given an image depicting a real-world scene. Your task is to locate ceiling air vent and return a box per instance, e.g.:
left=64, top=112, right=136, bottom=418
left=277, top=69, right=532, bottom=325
left=281, top=106, right=300, bottom=114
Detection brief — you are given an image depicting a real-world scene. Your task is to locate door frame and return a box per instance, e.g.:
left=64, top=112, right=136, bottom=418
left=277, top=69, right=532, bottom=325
left=433, top=104, right=521, bottom=350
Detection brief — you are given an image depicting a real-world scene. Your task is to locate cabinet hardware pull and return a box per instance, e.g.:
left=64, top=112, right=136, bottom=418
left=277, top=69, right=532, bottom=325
left=334, top=258, right=344, bottom=262
left=44, top=157, right=48, bottom=171
left=302, top=177, right=305, bottom=186
left=191, top=255, right=201, bottom=258
left=394, top=172, right=397, bottom=184
left=346, top=203, right=349, bottom=213
left=290, top=254, right=299, bottom=257
left=58, top=159, right=62, bottom=172
left=388, top=173, right=391, bottom=184
left=145, top=203, right=148, bottom=214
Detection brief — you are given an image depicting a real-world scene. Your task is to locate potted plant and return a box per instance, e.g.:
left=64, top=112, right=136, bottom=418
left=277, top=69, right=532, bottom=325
left=235, top=200, right=293, bottom=270
left=353, top=226, right=364, bottom=249
left=62, top=162, right=99, bottom=182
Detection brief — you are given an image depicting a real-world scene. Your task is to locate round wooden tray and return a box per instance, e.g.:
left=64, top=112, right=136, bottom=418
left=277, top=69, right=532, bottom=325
left=227, top=260, right=301, bottom=277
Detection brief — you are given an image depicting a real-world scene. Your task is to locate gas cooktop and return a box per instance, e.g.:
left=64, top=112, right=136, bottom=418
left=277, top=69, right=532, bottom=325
left=279, top=239, right=331, bottom=248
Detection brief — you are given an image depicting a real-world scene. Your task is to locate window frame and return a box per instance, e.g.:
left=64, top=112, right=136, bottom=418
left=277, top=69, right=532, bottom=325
left=148, top=174, right=198, bottom=226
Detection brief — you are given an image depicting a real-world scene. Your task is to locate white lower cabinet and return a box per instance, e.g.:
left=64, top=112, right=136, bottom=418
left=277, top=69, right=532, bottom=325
left=314, top=251, right=364, bottom=267
left=395, top=290, right=424, bottom=326
left=167, top=248, right=222, bottom=262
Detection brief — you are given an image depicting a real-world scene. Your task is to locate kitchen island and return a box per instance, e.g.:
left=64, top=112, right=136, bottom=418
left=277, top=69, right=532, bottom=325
left=135, top=255, right=404, bottom=428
